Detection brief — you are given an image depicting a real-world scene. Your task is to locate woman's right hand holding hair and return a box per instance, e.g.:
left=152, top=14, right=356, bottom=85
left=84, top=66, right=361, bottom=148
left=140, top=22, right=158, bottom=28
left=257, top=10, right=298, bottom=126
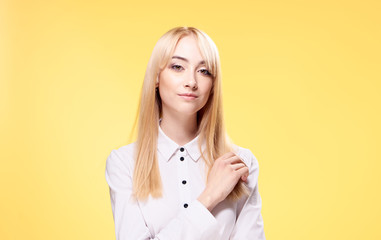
left=197, top=152, right=249, bottom=212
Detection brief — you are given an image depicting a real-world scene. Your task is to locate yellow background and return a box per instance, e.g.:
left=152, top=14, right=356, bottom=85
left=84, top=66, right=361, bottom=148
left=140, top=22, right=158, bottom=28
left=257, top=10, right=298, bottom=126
left=1, top=0, right=380, bottom=239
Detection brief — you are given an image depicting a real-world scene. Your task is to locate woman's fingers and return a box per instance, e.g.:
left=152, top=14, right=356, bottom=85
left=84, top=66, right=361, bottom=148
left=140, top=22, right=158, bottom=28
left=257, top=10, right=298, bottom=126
left=219, top=151, right=236, bottom=161
left=220, top=153, right=249, bottom=180
left=236, top=165, right=249, bottom=178
left=232, top=163, right=249, bottom=181
left=241, top=175, right=248, bottom=182
left=231, top=162, right=246, bottom=170
left=230, top=159, right=249, bottom=182
left=241, top=172, right=249, bottom=182
left=225, top=154, right=243, bottom=164
left=198, top=151, right=250, bottom=211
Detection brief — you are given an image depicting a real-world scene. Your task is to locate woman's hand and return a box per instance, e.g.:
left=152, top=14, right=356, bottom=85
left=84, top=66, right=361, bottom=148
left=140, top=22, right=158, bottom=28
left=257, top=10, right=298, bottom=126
left=197, top=152, right=249, bottom=212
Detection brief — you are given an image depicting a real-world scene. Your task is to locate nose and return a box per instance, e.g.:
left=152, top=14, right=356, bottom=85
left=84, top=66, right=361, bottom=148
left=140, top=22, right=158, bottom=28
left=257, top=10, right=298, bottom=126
left=184, top=71, right=198, bottom=90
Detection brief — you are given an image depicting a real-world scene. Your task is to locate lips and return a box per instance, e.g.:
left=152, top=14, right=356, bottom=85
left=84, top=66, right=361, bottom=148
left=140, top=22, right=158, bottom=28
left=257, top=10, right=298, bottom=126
left=178, top=93, right=198, bottom=98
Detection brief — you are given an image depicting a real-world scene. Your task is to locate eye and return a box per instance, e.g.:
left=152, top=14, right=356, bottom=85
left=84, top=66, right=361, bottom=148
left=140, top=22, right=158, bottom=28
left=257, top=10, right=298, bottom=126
left=199, top=69, right=212, bottom=76
left=171, top=64, right=184, bottom=71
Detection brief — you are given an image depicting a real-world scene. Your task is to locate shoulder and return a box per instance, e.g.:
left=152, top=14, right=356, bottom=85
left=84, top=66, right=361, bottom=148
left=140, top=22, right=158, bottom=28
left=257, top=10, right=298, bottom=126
left=232, top=144, right=261, bottom=189
left=105, top=142, right=137, bottom=190
left=232, top=144, right=259, bottom=172
left=106, top=142, right=136, bottom=174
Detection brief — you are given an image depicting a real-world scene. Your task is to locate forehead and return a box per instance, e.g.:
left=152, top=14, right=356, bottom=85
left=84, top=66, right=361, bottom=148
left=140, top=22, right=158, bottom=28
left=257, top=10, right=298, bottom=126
left=171, top=35, right=204, bottom=63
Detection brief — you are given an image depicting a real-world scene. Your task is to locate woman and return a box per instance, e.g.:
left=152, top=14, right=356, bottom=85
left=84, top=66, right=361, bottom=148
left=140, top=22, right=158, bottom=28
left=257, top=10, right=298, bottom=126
left=105, top=26, right=265, bottom=240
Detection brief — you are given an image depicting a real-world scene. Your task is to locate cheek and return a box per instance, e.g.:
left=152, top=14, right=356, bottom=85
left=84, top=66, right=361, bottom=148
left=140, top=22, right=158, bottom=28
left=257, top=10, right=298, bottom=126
left=158, top=72, right=180, bottom=102
left=159, top=71, right=181, bottom=90
left=200, top=80, right=213, bottom=98
left=198, top=81, right=213, bottom=108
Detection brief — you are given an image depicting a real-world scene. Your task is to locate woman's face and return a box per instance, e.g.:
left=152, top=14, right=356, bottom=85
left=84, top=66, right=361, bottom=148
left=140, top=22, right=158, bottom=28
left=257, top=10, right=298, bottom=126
left=158, top=35, right=213, bottom=118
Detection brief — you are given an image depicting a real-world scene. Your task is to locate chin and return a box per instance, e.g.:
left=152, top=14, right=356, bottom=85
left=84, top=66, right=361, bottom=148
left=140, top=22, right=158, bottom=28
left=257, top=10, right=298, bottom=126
left=175, top=108, right=199, bottom=116
left=162, top=102, right=204, bottom=117
left=170, top=104, right=200, bottom=115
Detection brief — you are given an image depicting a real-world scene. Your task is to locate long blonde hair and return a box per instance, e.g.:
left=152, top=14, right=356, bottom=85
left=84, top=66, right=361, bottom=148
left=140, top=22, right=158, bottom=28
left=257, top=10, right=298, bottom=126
left=133, top=26, right=248, bottom=200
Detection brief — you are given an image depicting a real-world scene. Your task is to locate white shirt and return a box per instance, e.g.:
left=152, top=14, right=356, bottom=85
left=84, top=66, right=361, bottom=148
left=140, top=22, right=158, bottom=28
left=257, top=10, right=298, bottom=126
left=105, top=126, right=265, bottom=240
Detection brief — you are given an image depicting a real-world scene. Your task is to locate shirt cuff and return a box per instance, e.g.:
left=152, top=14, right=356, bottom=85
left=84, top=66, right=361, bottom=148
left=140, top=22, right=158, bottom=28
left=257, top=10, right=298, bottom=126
left=184, top=199, right=219, bottom=238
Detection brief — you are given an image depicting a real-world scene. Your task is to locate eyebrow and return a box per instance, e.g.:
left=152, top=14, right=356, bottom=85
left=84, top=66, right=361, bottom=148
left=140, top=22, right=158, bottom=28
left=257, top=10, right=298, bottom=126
left=172, top=55, right=205, bottom=65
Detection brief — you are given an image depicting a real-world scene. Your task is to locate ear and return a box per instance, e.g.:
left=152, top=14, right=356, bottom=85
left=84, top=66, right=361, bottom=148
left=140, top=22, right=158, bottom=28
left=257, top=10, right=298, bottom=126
left=156, top=75, right=159, bottom=88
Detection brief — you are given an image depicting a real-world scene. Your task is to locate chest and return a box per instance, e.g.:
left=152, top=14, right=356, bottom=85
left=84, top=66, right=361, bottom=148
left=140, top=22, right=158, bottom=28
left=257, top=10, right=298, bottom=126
left=137, top=152, right=239, bottom=238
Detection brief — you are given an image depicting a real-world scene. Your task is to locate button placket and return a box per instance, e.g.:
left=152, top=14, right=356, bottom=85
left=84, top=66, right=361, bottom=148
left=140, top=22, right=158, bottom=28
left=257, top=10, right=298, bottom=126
left=176, top=147, right=191, bottom=209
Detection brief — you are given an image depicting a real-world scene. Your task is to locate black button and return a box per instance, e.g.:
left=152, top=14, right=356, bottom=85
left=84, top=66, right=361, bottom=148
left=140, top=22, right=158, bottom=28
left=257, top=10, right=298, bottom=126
left=183, top=203, right=188, bottom=208
left=182, top=180, right=187, bottom=184
left=180, top=157, right=184, bottom=161
left=180, top=147, right=184, bottom=152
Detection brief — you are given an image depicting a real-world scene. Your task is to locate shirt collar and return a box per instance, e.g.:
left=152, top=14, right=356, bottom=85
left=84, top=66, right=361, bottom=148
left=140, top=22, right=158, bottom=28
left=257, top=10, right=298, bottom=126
left=157, top=125, right=206, bottom=162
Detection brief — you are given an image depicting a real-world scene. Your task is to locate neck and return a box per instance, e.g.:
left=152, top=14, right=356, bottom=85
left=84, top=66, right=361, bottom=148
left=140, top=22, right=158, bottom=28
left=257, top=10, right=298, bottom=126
left=160, top=111, right=198, bottom=146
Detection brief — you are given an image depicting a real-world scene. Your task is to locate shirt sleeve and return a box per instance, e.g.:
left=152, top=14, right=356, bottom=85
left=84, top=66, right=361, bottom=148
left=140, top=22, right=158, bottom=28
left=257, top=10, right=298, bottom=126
left=105, top=149, right=219, bottom=240
left=230, top=148, right=266, bottom=240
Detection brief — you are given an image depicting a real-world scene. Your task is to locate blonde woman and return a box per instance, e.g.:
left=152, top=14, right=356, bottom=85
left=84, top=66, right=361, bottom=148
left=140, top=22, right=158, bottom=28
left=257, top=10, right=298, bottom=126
left=105, top=26, right=265, bottom=240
